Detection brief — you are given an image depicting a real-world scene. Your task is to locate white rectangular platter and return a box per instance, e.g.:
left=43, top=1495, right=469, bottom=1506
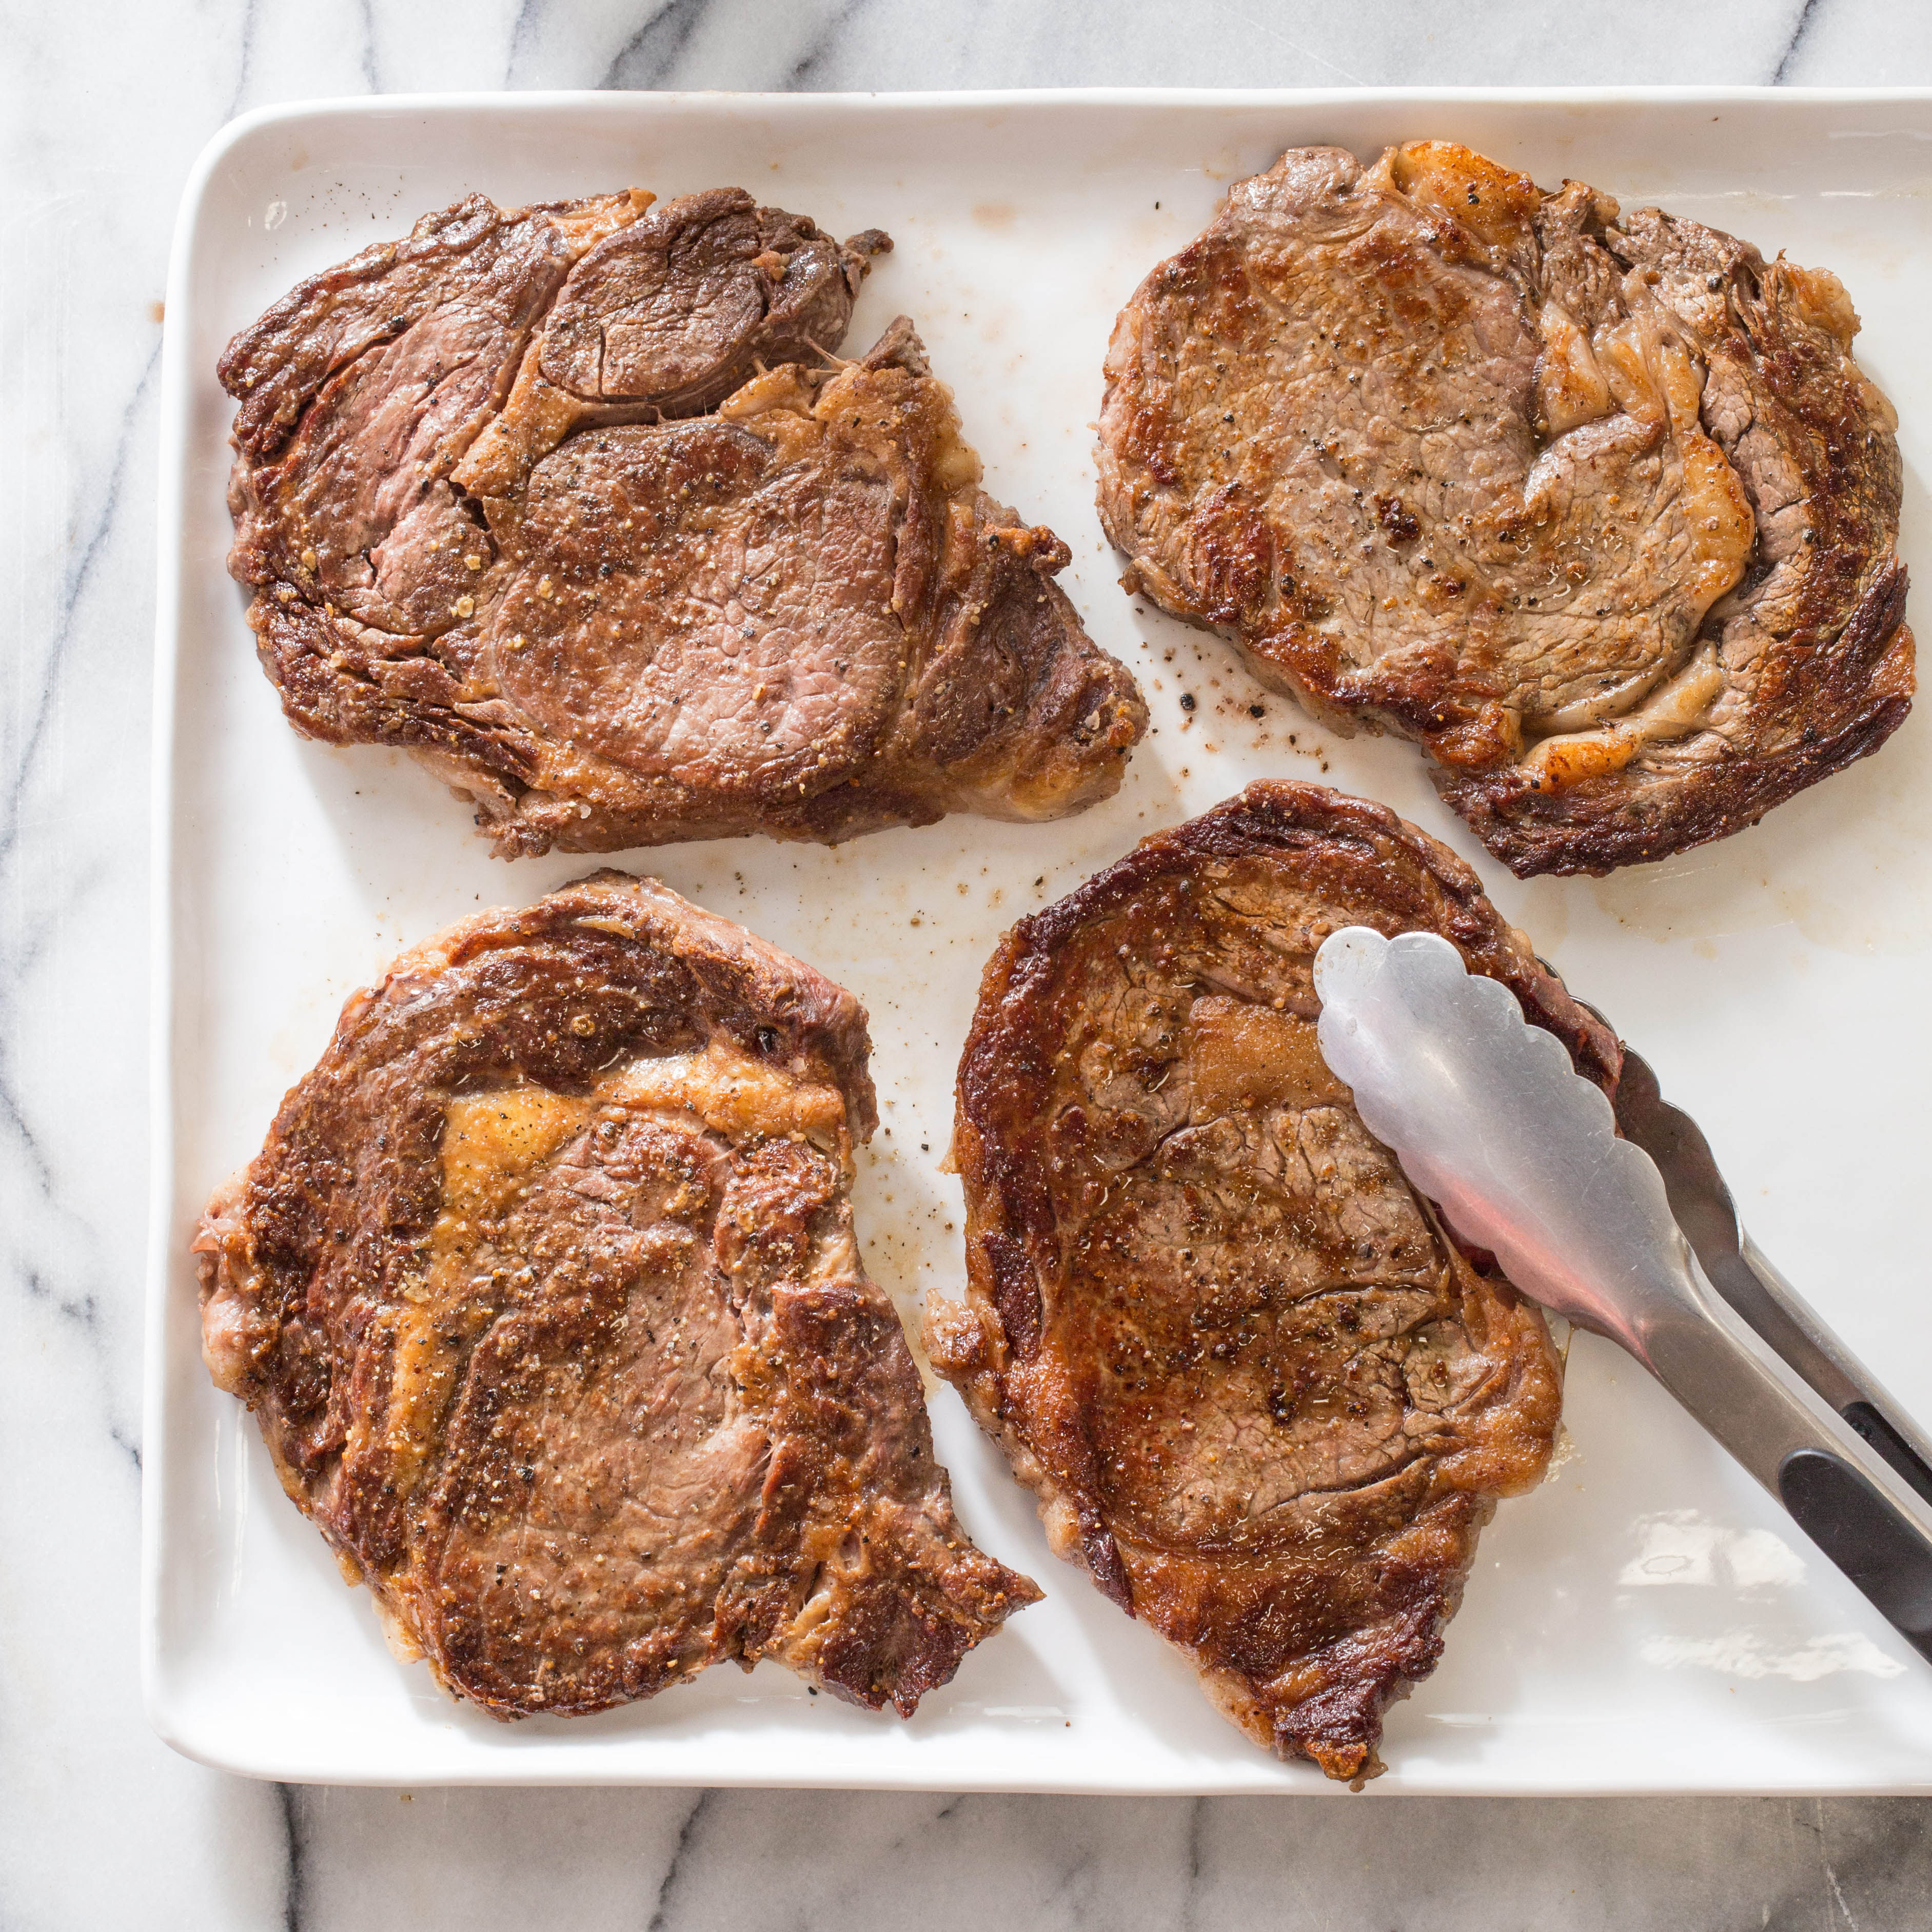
left=146, top=88, right=1932, bottom=1792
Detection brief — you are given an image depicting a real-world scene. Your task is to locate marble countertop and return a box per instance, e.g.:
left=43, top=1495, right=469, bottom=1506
left=5, top=2, right=1931, bottom=1925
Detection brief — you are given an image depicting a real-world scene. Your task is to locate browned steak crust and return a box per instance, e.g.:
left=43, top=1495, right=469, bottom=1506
left=929, top=782, right=1618, bottom=1779
left=1097, top=142, right=1911, bottom=876
left=194, top=873, right=1038, bottom=1719
left=222, top=188, right=1145, bottom=856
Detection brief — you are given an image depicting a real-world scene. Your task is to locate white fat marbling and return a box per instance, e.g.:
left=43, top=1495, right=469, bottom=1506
left=3, top=1, right=1930, bottom=1925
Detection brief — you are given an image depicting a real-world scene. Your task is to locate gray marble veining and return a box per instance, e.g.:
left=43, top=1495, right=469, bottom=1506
left=4, top=2, right=1931, bottom=1926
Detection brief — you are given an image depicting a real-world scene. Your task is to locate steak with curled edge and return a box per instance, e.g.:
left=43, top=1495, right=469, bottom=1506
left=1097, top=141, right=1911, bottom=876
left=927, top=782, right=1619, bottom=1780
left=222, top=186, right=1146, bottom=856
left=194, top=873, right=1038, bottom=1719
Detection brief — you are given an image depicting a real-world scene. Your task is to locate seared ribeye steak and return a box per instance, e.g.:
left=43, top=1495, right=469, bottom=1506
left=929, top=782, right=1618, bottom=1779
left=222, top=187, right=1145, bottom=856
left=1098, top=142, right=1911, bottom=876
left=195, top=873, right=1038, bottom=1718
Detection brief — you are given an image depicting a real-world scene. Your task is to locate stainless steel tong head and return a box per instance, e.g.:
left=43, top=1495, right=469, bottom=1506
left=1314, top=926, right=1932, bottom=1665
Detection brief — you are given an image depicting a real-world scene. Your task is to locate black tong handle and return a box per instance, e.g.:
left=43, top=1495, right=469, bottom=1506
left=1609, top=1042, right=1932, bottom=1653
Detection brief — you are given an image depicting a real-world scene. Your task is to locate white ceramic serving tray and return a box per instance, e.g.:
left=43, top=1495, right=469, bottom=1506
left=146, top=88, right=1932, bottom=1793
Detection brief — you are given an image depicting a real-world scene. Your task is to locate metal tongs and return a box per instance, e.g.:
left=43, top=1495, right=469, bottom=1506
left=1314, top=927, right=1932, bottom=1663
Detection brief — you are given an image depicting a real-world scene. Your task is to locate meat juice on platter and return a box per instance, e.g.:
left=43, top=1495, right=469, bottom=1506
left=221, top=187, right=1147, bottom=857
left=1098, top=140, right=1912, bottom=876
left=930, top=783, right=1621, bottom=1781
left=195, top=874, right=1038, bottom=1719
